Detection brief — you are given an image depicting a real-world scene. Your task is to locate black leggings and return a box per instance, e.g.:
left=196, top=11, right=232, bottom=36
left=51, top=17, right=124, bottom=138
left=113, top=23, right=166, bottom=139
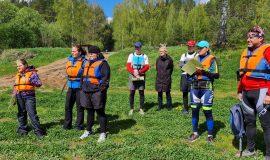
left=183, top=91, right=189, bottom=111
left=242, top=89, right=270, bottom=156
left=86, top=108, right=107, bottom=133
left=129, top=90, right=144, bottom=109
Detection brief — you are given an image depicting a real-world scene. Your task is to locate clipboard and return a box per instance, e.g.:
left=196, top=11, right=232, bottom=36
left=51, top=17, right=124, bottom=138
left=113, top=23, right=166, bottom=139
left=182, top=59, right=203, bottom=75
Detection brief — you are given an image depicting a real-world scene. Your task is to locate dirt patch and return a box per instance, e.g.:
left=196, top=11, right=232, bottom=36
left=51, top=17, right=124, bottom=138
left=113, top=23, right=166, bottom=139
left=0, top=53, right=111, bottom=89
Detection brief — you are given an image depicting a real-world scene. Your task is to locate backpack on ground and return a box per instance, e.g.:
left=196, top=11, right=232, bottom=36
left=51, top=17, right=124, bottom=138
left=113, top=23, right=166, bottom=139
left=230, top=103, right=246, bottom=157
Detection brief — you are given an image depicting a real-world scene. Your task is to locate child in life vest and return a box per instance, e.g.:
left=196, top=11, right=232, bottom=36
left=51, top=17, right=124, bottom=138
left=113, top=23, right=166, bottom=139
left=13, top=59, right=45, bottom=138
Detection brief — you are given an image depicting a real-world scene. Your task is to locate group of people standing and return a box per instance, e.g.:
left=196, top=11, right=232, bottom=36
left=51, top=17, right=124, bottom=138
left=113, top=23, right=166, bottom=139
left=12, top=25, right=270, bottom=159
left=126, top=40, right=219, bottom=145
left=13, top=45, right=110, bottom=142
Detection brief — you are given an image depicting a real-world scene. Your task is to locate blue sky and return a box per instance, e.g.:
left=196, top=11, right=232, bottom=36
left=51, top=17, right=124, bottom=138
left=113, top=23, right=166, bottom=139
left=88, top=0, right=123, bottom=18
left=88, top=0, right=209, bottom=18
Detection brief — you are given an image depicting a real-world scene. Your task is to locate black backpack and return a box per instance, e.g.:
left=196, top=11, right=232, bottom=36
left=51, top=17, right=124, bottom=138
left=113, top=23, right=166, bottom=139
left=230, top=103, right=246, bottom=156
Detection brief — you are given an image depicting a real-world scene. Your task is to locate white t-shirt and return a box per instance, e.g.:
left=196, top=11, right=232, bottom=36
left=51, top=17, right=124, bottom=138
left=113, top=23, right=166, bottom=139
left=179, top=52, right=197, bottom=74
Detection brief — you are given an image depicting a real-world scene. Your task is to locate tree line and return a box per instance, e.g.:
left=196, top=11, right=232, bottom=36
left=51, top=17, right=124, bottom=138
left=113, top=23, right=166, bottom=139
left=0, top=0, right=113, bottom=51
left=0, top=0, right=270, bottom=51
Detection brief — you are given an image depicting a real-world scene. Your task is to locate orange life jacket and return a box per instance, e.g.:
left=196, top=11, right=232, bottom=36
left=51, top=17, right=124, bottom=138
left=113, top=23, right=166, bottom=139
left=66, top=58, right=85, bottom=81
left=196, top=54, right=215, bottom=80
left=14, top=70, right=37, bottom=91
left=83, top=60, right=105, bottom=85
left=239, top=44, right=270, bottom=79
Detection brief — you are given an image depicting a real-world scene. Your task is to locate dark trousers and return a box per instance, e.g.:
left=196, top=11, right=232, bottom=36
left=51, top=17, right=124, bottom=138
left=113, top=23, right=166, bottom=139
left=158, top=91, right=172, bottom=110
left=129, top=90, right=144, bottom=109
left=16, top=93, right=43, bottom=134
left=183, top=91, right=189, bottom=111
left=86, top=108, right=107, bottom=133
left=63, top=88, right=84, bottom=129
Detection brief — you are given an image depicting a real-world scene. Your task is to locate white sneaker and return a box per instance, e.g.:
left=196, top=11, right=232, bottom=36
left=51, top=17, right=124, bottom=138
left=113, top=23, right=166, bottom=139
left=80, top=130, right=91, bottom=140
left=129, top=109, right=134, bottom=116
left=97, top=132, right=106, bottom=143
left=139, top=109, right=144, bottom=115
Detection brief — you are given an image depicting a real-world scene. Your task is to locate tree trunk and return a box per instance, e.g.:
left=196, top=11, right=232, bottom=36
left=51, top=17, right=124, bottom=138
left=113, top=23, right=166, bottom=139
left=217, top=0, right=229, bottom=48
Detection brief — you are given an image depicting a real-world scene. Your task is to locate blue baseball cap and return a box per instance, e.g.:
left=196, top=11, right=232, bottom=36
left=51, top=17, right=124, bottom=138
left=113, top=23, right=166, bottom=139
left=197, top=40, right=209, bottom=48
left=134, top=42, right=142, bottom=48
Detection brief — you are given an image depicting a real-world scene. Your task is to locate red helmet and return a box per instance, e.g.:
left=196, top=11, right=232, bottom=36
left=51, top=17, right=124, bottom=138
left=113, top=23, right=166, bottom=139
left=186, top=40, right=196, bottom=47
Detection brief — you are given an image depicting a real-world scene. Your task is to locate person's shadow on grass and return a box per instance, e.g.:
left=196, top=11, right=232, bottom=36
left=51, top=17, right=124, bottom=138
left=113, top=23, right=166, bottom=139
left=107, top=118, right=136, bottom=134
left=144, top=102, right=157, bottom=112
left=198, top=120, right=225, bottom=138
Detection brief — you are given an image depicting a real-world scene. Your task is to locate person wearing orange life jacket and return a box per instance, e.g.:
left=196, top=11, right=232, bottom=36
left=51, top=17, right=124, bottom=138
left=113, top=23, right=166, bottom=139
left=13, top=59, right=45, bottom=138
left=79, top=46, right=110, bottom=143
left=63, top=44, right=86, bottom=130
left=236, top=26, right=270, bottom=159
left=179, top=40, right=197, bottom=114
left=126, top=42, right=150, bottom=115
left=188, top=40, right=219, bottom=144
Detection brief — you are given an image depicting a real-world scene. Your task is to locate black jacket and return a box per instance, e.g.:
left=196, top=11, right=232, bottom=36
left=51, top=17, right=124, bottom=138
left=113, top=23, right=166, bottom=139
left=155, top=55, right=174, bottom=92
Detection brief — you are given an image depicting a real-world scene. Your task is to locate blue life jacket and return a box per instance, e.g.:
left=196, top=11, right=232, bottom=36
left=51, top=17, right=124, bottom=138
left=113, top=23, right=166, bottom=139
left=132, top=53, right=145, bottom=71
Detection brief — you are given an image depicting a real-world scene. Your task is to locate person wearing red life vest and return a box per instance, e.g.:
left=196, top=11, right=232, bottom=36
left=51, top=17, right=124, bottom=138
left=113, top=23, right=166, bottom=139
left=237, top=26, right=270, bottom=159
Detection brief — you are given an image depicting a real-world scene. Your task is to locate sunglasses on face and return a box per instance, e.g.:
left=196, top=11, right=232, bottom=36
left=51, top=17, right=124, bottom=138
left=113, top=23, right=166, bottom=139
left=247, top=33, right=260, bottom=38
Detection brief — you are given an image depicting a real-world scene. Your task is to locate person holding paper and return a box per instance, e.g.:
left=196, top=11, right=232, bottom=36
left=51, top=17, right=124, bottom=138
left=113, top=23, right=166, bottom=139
left=188, top=40, right=219, bottom=144
left=155, top=44, right=174, bottom=111
left=179, top=40, right=197, bottom=114
left=126, top=42, right=150, bottom=115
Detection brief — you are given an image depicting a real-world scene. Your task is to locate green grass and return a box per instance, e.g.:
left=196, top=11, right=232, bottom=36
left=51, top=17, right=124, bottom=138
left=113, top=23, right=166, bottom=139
left=0, top=48, right=70, bottom=76
left=0, top=46, right=267, bottom=159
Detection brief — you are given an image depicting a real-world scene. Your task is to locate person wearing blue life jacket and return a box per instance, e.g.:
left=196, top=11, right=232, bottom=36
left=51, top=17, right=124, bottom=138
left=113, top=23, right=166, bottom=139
left=79, top=46, right=110, bottom=143
left=63, top=44, right=86, bottom=130
left=187, top=40, right=219, bottom=144
left=126, top=42, right=150, bottom=115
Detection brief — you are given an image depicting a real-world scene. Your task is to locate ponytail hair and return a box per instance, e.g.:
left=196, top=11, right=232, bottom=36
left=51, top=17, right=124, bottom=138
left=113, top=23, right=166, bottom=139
left=73, top=44, right=86, bottom=56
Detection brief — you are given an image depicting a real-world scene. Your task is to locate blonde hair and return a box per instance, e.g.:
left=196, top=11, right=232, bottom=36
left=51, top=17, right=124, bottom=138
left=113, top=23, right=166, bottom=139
left=159, top=43, right=167, bottom=53
left=16, top=58, right=28, bottom=66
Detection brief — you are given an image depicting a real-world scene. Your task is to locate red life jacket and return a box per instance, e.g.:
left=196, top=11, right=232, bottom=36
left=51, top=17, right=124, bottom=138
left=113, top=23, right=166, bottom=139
left=14, top=69, right=37, bottom=91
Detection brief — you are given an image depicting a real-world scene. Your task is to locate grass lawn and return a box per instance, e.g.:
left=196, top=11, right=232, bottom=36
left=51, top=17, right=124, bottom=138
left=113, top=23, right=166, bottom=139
left=0, top=48, right=70, bottom=76
left=0, top=46, right=266, bottom=159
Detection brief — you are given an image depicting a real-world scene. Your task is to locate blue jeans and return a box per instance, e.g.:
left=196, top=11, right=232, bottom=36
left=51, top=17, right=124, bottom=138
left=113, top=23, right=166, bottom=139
left=16, top=93, right=43, bottom=134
